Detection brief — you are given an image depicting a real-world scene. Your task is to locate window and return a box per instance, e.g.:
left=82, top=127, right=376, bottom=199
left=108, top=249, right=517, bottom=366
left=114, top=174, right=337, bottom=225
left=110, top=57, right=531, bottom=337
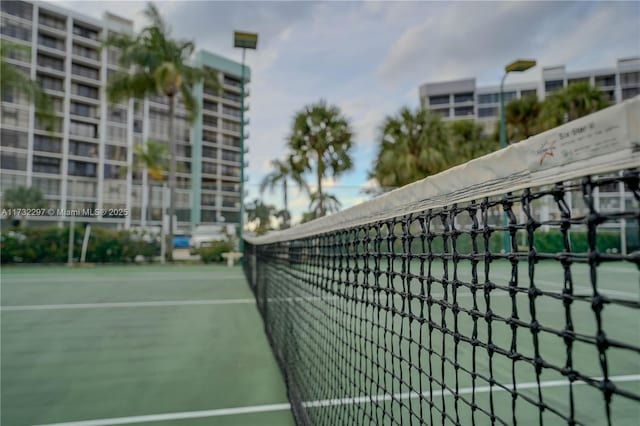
left=203, top=130, right=217, bottom=143
left=454, top=106, right=474, bottom=117
left=221, top=182, right=238, bottom=193
left=203, top=116, right=218, bottom=128
left=478, top=107, right=498, bottom=118
left=73, top=24, right=99, bottom=40
left=38, top=54, right=64, bottom=71
left=201, top=194, right=216, bottom=206
left=33, top=135, right=62, bottom=153
left=32, top=177, right=60, bottom=195
left=1, top=1, right=33, bottom=20
left=202, top=146, right=217, bottom=159
left=595, top=74, right=615, bottom=87
left=68, top=182, right=97, bottom=199
left=176, top=145, right=191, bottom=158
left=178, top=161, right=190, bottom=173
left=221, top=150, right=240, bottom=162
left=1, top=129, right=28, bottom=149
left=222, top=197, right=239, bottom=208
left=223, top=92, right=242, bottom=103
left=568, top=77, right=589, bottom=86
left=4, top=41, right=30, bottom=62
left=2, top=150, right=28, bottom=171
left=223, top=76, right=241, bottom=88
left=503, top=91, right=517, bottom=102
left=32, top=155, right=60, bottom=174
left=203, top=100, right=218, bottom=112
left=39, top=75, right=64, bottom=92
left=545, top=80, right=564, bottom=92
left=107, top=48, right=120, bottom=65
left=70, top=102, right=98, bottom=118
left=222, top=120, right=240, bottom=132
left=39, top=33, right=64, bottom=50
left=221, top=165, right=240, bottom=178
left=105, top=145, right=127, bottom=161
left=109, top=108, right=127, bottom=123
left=223, top=135, right=240, bottom=148
left=431, top=108, right=449, bottom=118
left=223, top=105, right=241, bottom=118
left=72, top=44, right=99, bottom=60
left=202, top=162, right=217, bottom=175
left=103, top=163, right=123, bottom=179
left=39, top=12, right=66, bottom=30
left=71, top=82, right=98, bottom=99
left=69, top=140, right=98, bottom=157
left=620, top=72, right=640, bottom=86
left=107, top=125, right=126, bottom=143
left=35, top=117, right=62, bottom=132
left=68, top=160, right=97, bottom=177
left=72, top=63, right=99, bottom=80
left=69, top=120, right=98, bottom=138
left=1, top=16, right=32, bottom=41
left=429, top=95, right=449, bottom=105
left=1, top=107, right=29, bottom=127
left=521, top=89, right=537, bottom=98
left=454, top=92, right=474, bottom=103
left=478, top=93, right=498, bottom=104
left=622, top=87, right=640, bottom=100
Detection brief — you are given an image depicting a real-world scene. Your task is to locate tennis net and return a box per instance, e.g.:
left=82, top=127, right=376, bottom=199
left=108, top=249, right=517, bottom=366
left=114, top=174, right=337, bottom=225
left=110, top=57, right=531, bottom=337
left=244, top=97, right=640, bottom=425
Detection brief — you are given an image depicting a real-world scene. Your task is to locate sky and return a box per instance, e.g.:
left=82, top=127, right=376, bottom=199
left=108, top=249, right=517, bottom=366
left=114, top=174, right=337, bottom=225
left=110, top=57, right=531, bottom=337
left=53, top=0, right=640, bottom=223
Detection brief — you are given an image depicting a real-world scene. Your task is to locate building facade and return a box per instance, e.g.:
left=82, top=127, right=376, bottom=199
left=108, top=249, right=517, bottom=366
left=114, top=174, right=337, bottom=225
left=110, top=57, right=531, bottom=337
left=1, top=0, right=249, bottom=231
left=419, top=57, right=640, bottom=131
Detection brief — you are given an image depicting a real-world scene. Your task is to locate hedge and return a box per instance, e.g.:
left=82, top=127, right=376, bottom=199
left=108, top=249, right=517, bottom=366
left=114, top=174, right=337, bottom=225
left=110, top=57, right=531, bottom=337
left=1, top=226, right=160, bottom=264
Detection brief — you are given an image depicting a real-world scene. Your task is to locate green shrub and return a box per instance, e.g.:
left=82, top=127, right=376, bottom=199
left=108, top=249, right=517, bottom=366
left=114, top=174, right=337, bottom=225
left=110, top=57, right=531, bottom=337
left=0, top=225, right=159, bottom=264
left=199, top=241, right=233, bottom=263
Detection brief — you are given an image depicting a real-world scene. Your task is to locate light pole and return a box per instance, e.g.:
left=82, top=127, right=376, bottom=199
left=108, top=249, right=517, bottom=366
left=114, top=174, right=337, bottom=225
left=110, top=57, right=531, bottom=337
left=500, top=59, right=536, bottom=254
left=233, top=31, right=258, bottom=255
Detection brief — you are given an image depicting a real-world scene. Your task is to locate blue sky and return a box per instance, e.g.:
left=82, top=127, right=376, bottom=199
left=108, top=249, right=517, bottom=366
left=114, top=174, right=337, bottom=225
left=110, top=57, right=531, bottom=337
left=55, top=0, right=640, bottom=223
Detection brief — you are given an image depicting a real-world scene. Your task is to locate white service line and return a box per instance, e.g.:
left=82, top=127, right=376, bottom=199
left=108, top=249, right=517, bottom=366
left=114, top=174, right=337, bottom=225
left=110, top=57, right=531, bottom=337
left=2, top=275, right=244, bottom=284
left=33, top=374, right=640, bottom=426
left=0, top=299, right=256, bottom=311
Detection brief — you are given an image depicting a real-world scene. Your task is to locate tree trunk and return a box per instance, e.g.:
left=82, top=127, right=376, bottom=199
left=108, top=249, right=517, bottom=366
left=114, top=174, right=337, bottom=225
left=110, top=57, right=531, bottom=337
left=317, top=166, right=324, bottom=217
left=167, top=95, right=176, bottom=261
left=147, top=177, right=153, bottom=223
left=283, top=178, right=288, bottom=228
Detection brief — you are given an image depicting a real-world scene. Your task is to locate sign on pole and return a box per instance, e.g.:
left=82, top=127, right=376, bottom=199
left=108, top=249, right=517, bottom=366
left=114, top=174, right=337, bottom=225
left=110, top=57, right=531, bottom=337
left=234, top=31, right=258, bottom=49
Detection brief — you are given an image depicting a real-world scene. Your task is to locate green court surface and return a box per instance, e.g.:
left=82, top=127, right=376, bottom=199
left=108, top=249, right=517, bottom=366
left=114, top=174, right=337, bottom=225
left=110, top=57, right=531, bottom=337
left=1, top=265, right=295, bottom=426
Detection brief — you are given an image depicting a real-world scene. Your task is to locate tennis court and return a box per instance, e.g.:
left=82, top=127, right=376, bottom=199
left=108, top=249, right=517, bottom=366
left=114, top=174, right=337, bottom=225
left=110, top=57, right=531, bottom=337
left=1, top=265, right=295, bottom=426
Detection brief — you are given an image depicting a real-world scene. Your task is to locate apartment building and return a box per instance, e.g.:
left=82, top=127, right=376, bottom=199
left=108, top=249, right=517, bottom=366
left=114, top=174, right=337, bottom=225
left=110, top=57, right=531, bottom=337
left=0, top=0, right=249, bottom=230
left=419, top=57, right=640, bottom=131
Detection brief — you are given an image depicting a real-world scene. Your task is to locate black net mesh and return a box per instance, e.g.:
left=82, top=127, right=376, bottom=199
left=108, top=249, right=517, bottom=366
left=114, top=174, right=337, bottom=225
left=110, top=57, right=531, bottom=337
left=244, top=169, right=640, bottom=426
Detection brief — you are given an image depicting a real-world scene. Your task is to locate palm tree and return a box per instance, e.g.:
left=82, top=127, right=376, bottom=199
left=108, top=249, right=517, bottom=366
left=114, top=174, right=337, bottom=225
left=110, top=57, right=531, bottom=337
left=259, top=156, right=309, bottom=228
left=539, top=82, right=611, bottom=131
left=133, top=140, right=167, bottom=222
left=245, top=199, right=276, bottom=235
left=505, top=94, right=541, bottom=142
left=369, top=107, right=449, bottom=188
left=309, top=191, right=341, bottom=216
left=288, top=100, right=354, bottom=217
left=1, top=40, right=53, bottom=126
left=2, top=186, right=46, bottom=227
left=447, top=120, right=498, bottom=163
left=104, top=3, right=219, bottom=260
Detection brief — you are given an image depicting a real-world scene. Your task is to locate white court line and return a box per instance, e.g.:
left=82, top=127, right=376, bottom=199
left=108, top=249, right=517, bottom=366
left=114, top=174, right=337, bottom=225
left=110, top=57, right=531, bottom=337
left=0, top=299, right=256, bottom=311
left=1, top=275, right=244, bottom=284
left=34, top=374, right=640, bottom=426
left=1, top=285, right=629, bottom=312
left=489, top=274, right=637, bottom=299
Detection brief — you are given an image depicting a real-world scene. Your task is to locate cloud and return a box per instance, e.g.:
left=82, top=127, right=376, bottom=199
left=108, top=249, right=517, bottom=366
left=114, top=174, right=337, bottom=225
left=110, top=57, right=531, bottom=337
left=378, top=1, right=639, bottom=86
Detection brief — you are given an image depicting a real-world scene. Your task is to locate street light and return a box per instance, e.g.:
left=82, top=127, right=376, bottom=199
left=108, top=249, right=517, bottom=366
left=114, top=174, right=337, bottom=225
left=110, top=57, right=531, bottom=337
left=233, top=31, right=258, bottom=255
left=500, top=59, right=536, bottom=254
